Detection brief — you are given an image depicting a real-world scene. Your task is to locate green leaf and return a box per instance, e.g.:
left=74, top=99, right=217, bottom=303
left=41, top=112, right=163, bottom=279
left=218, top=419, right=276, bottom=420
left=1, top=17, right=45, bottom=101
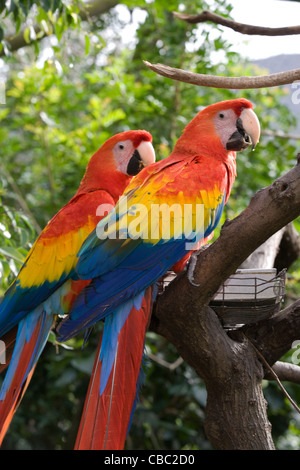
left=0, top=259, right=10, bottom=279
left=84, top=34, right=90, bottom=55
left=23, top=26, right=31, bottom=44
left=0, top=246, right=26, bottom=263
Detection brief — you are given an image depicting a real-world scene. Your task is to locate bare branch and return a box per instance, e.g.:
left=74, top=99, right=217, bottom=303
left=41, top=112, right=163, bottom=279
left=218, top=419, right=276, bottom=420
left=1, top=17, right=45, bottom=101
left=144, top=61, right=300, bottom=89
left=244, top=299, right=300, bottom=366
left=266, top=361, right=300, bottom=385
left=262, top=130, right=300, bottom=141
left=173, top=10, right=300, bottom=36
left=147, top=352, right=184, bottom=371
left=244, top=334, right=300, bottom=414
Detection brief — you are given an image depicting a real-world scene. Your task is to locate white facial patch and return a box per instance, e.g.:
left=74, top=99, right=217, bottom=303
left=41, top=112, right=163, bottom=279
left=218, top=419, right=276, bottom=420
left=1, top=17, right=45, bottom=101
left=113, top=139, right=155, bottom=176
left=213, top=109, right=239, bottom=149
left=113, top=139, right=135, bottom=174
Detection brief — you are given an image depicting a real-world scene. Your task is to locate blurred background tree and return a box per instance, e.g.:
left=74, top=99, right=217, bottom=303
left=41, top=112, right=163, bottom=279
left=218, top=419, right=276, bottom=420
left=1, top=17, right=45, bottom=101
left=0, top=0, right=299, bottom=450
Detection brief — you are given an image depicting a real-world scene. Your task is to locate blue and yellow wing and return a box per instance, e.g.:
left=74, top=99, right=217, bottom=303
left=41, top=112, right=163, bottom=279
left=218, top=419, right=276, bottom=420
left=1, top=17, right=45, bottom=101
left=58, top=155, right=227, bottom=341
left=0, top=191, right=114, bottom=336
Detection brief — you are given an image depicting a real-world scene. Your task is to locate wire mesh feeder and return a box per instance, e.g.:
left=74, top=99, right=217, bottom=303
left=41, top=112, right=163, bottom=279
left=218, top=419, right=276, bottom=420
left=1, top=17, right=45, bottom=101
left=209, top=268, right=286, bottom=329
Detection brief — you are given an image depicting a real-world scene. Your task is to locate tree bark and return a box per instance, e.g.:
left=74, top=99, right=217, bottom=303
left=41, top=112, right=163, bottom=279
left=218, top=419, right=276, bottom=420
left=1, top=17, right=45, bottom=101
left=144, top=61, right=300, bottom=89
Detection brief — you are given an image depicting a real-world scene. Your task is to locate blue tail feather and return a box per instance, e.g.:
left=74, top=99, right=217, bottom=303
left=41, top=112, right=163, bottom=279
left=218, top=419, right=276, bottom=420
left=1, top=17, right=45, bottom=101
left=0, top=306, right=52, bottom=401
left=99, top=291, right=146, bottom=395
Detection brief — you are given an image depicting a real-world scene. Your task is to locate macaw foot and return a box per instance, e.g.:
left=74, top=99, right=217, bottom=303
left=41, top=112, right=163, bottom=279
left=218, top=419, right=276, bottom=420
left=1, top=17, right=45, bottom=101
left=187, top=251, right=201, bottom=287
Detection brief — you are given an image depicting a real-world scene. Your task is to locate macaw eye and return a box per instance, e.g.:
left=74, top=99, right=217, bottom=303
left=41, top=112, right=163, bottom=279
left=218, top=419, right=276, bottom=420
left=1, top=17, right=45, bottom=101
left=119, top=144, right=124, bottom=150
left=219, top=113, right=225, bottom=119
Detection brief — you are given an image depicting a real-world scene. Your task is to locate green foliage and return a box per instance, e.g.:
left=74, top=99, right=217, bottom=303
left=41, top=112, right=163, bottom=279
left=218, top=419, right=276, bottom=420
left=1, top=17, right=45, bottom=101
left=0, top=0, right=300, bottom=450
left=0, top=0, right=83, bottom=56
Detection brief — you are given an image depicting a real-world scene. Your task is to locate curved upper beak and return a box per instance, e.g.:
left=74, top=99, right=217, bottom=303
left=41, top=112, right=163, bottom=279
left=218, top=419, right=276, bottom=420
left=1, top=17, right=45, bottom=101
left=127, top=140, right=156, bottom=176
left=226, top=108, right=261, bottom=152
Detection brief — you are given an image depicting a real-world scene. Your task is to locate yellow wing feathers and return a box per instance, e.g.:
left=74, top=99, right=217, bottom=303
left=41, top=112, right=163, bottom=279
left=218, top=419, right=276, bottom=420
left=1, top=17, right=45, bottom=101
left=18, top=220, right=95, bottom=289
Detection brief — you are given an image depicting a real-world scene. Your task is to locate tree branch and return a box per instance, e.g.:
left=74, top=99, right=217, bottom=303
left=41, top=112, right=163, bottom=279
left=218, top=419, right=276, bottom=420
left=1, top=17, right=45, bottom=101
left=244, top=335, right=300, bottom=414
left=262, top=130, right=300, bottom=141
left=150, top=161, right=300, bottom=449
left=154, top=161, right=300, bottom=332
left=266, top=361, right=300, bottom=385
left=173, top=10, right=300, bottom=36
left=243, top=299, right=300, bottom=366
left=152, top=158, right=300, bottom=368
left=144, top=61, right=300, bottom=89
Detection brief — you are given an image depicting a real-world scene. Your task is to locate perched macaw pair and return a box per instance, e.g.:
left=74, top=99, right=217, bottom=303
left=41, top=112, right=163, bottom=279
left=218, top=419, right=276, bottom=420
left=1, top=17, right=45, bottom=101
left=0, top=98, right=260, bottom=450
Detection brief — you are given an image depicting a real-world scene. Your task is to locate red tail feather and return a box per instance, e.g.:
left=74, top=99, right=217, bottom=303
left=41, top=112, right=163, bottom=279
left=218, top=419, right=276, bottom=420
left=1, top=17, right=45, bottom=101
left=75, top=288, right=153, bottom=450
left=0, top=321, right=43, bottom=446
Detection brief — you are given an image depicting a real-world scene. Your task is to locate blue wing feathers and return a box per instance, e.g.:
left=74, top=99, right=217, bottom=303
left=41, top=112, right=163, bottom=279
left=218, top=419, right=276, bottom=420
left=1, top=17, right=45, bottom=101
left=0, top=274, right=70, bottom=337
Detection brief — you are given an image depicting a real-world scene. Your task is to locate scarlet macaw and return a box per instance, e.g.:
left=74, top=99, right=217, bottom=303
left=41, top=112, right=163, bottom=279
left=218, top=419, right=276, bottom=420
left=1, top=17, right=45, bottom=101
left=57, top=98, right=260, bottom=447
left=0, top=130, right=155, bottom=445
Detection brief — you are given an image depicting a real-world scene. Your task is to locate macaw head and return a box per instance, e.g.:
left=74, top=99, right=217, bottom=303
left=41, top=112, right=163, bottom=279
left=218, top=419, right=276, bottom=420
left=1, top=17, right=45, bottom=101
left=175, top=98, right=260, bottom=159
left=77, top=130, right=155, bottom=195
left=100, top=129, right=156, bottom=176
left=211, top=98, right=260, bottom=152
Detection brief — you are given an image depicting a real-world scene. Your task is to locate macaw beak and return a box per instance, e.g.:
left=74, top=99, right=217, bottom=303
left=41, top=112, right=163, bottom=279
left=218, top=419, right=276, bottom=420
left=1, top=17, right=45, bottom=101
left=127, top=140, right=156, bottom=176
left=226, top=108, right=261, bottom=151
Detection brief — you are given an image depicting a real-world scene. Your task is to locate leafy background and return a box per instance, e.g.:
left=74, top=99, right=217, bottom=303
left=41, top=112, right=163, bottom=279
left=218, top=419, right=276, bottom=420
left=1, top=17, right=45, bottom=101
left=0, top=0, right=299, bottom=449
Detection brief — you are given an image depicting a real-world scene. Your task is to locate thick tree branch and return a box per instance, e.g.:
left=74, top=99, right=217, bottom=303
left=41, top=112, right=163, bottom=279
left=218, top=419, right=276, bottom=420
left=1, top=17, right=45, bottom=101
left=151, top=159, right=300, bottom=366
left=150, top=161, right=300, bottom=449
left=0, top=0, right=119, bottom=57
left=144, top=61, right=300, bottom=89
left=154, top=161, right=300, bottom=331
left=173, top=10, right=300, bottom=36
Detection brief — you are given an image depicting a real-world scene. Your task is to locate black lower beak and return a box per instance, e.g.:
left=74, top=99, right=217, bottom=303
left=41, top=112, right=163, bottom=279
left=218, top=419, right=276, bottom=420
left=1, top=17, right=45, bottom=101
left=126, top=149, right=145, bottom=176
left=226, top=118, right=252, bottom=151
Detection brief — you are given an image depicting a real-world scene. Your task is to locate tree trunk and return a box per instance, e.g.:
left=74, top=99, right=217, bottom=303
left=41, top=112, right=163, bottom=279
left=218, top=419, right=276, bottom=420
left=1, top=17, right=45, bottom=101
left=204, top=334, right=275, bottom=450
left=153, top=296, right=276, bottom=449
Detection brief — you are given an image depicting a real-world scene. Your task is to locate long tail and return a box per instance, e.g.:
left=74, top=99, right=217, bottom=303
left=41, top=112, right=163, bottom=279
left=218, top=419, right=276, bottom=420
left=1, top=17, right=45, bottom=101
left=0, top=307, right=53, bottom=446
left=74, top=287, right=153, bottom=450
